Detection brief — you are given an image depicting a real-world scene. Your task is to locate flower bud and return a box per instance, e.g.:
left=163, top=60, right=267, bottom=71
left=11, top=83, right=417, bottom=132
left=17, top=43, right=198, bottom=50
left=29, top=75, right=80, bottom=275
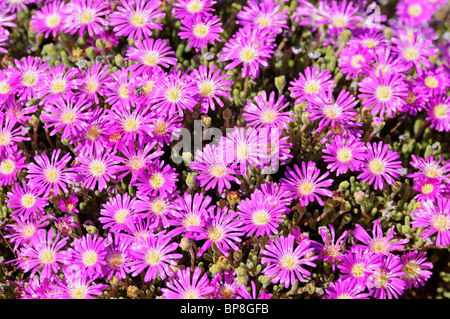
left=235, top=266, right=246, bottom=277
left=372, top=117, right=385, bottom=131
left=28, top=114, right=39, bottom=127
left=223, top=108, right=232, bottom=120
left=340, top=200, right=351, bottom=212
left=209, top=264, right=221, bottom=276
left=185, top=172, right=196, bottom=188
left=127, top=286, right=140, bottom=299
left=338, top=181, right=350, bottom=191
left=341, top=29, right=352, bottom=41
left=115, top=54, right=123, bottom=67
left=274, top=75, right=286, bottom=93
left=201, top=115, right=211, bottom=128
left=354, top=191, right=365, bottom=204
left=85, top=46, right=96, bottom=60
left=179, top=238, right=191, bottom=251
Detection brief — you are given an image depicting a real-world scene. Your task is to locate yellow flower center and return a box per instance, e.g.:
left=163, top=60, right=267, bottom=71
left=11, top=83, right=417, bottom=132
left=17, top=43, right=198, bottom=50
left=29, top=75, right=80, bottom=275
left=279, top=253, right=298, bottom=270
left=51, top=79, right=66, bottom=94
left=193, top=23, right=209, bottom=38
left=209, top=163, right=227, bottom=178
left=236, top=144, right=249, bottom=160
left=69, top=286, right=88, bottom=299
left=0, top=159, right=15, bottom=175
left=198, top=80, right=214, bottom=97
left=297, top=181, right=315, bottom=195
left=239, top=47, right=258, bottom=63
left=44, top=166, right=61, bottom=183
left=375, top=85, right=393, bottom=102
left=368, top=158, right=385, bottom=175
left=0, top=132, right=11, bottom=147
left=122, top=117, right=140, bottom=132
left=39, top=249, right=56, bottom=264
left=433, top=104, right=448, bottom=119
left=373, top=270, right=389, bottom=288
left=89, top=159, right=106, bottom=177
left=323, top=103, right=341, bottom=119
left=82, top=250, right=99, bottom=267
left=362, top=38, right=378, bottom=49
left=84, top=80, right=99, bottom=93
left=118, top=83, right=130, bottom=99
left=370, top=238, right=388, bottom=254
left=432, top=214, right=449, bottom=232
left=86, top=125, right=101, bottom=141
left=337, top=293, right=353, bottom=299
left=129, top=12, right=147, bottom=27
left=128, top=155, right=145, bottom=172
left=350, top=54, right=365, bottom=68
left=403, top=261, right=421, bottom=279
left=405, top=91, right=416, bottom=104
left=403, top=46, right=419, bottom=61
left=332, top=15, right=348, bottom=28
left=143, top=81, right=155, bottom=94
left=187, top=0, right=203, bottom=13
left=407, top=4, right=423, bottom=17
left=183, top=214, right=202, bottom=227
left=182, top=288, right=200, bottom=299
left=351, top=263, right=366, bottom=278
left=142, top=51, right=159, bottom=67
left=144, top=249, right=162, bottom=266
left=251, top=209, right=270, bottom=226
left=424, top=76, right=439, bottom=89
left=207, top=225, right=225, bottom=242
left=150, top=199, right=167, bottom=215
left=21, top=193, right=36, bottom=209
left=80, top=10, right=94, bottom=25
left=421, top=183, right=434, bottom=194
left=149, top=172, right=165, bottom=189
left=304, top=80, right=320, bottom=94
left=0, top=81, right=11, bottom=94
left=154, top=120, right=169, bottom=135
left=218, top=285, right=235, bottom=299
left=255, top=15, right=271, bottom=27
left=21, top=71, right=38, bottom=87
left=337, top=147, right=353, bottom=163
left=61, top=110, right=77, bottom=124
left=45, top=13, right=61, bottom=28
left=261, top=109, right=277, bottom=124
left=107, top=254, right=124, bottom=268
left=165, top=86, right=182, bottom=103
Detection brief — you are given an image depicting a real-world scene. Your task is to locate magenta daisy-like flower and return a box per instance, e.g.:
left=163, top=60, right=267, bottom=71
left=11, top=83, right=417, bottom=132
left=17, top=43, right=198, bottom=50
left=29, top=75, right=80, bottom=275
left=411, top=197, right=450, bottom=248
left=161, top=266, right=215, bottom=299
left=122, top=215, right=159, bottom=244
left=370, top=47, right=410, bottom=78
left=237, top=194, right=285, bottom=238
left=338, top=43, right=374, bottom=80
left=412, top=177, right=446, bottom=202
left=73, top=63, right=111, bottom=105
left=191, top=206, right=243, bottom=258
left=406, top=154, right=450, bottom=183
left=11, top=56, right=49, bottom=101
left=358, top=70, right=409, bottom=118
left=4, top=211, right=50, bottom=251
left=26, top=149, right=76, bottom=197
left=400, top=250, right=433, bottom=290
left=280, top=161, right=333, bottom=207
left=6, top=180, right=48, bottom=218
left=396, top=0, right=434, bottom=27
left=98, top=193, right=137, bottom=233
left=167, top=192, right=212, bottom=238
left=391, top=31, right=438, bottom=76
left=416, top=67, right=450, bottom=98
left=128, top=232, right=183, bottom=282
left=261, top=234, right=317, bottom=288
left=3, top=96, right=37, bottom=124
left=0, top=146, right=26, bottom=187
left=152, top=67, right=198, bottom=117
left=366, top=254, right=406, bottom=299
left=324, top=278, right=371, bottom=299
left=353, top=219, right=409, bottom=255
left=191, top=64, right=233, bottom=113
left=71, top=107, right=109, bottom=156
left=311, top=224, right=350, bottom=272
left=49, top=266, right=108, bottom=299
left=103, top=67, right=135, bottom=108
left=257, top=129, right=293, bottom=173
left=40, top=94, right=92, bottom=140
left=221, top=25, right=276, bottom=78
left=349, top=28, right=388, bottom=52
left=306, top=89, right=360, bottom=132
left=172, top=0, right=216, bottom=19
left=0, top=114, right=30, bottom=151
left=63, top=234, right=109, bottom=279
left=73, top=148, right=119, bottom=192
left=113, top=140, right=163, bottom=185
left=103, top=233, right=132, bottom=281
left=179, top=13, right=223, bottom=51
left=132, top=67, right=167, bottom=104
left=16, top=229, right=69, bottom=279
left=135, top=160, right=178, bottom=198
left=337, top=246, right=381, bottom=288
left=63, top=0, right=110, bottom=37
left=242, top=90, right=293, bottom=130
left=322, top=135, right=366, bottom=176
left=403, top=78, right=429, bottom=116
left=189, top=142, right=241, bottom=193
left=30, top=1, right=67, bottom=38
left=357, top=141, right=403, bottom=191
left=236, top=0, right=289, bottom=35
left=58, top=194, right=79, bottom=215
left=125, top=38, right=177, bottom=73
left=211, top=269, right=239, bottom=299
left=317, top=0, right=362, bottom=35
left=0, top=69, right=16, bottom=103
left=134, top=192, right=178, bottom=229
left=288, top=65, right=336, bottom=104
left=109, top=0, right=164, bottom=39
left=150, top=111, right=183, bottom=148
left=236, top=280, right=272, bottom=299
left=425, top=93, right=450, bottom=132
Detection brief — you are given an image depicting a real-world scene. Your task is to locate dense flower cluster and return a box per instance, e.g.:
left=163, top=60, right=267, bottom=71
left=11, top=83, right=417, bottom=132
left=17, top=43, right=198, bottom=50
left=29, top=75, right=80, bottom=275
left=0, top=0, right=449, bottom=300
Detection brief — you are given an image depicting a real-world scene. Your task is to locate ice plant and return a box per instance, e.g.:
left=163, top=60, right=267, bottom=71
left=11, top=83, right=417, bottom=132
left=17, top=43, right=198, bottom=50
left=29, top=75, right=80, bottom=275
left=125, top=38, right=177, bottom=73
left=323, top=279, right=371, bottom=299
left=400, top=250, right=433, bottom=289
left=5, top=180, right=48, bottom=218
left=321, top=135, right=366, bottom=176
left=261, top=234, right=317, bottom=288
left=289, top=65, right=336, bottom=104
left=366, top=254, right=406, bottom=299
left=179, top=13, right=223, bottom=51
left=337, top=247, right=381, bottom=288
left=135, top=160, right=178, bottom=198
left=109, top=0, right=165, bottom=39
left=280, top=161, right=334, bottom=206
left=357, top=141, right=403, bottom=191
left=411, top=198, right=450, bottom=248
left=98, top=193, right=137, bottom=233
left=30, top=1, right=68, bottom=38
left=63, top=0, right=110, bottom=37
left=236, top=0, right=289, bottom=35
left=172, top=0, right=217, bottom=19
left=311, top=225, right=350, bottom=271
left=161, top=266, right=215, bottom=299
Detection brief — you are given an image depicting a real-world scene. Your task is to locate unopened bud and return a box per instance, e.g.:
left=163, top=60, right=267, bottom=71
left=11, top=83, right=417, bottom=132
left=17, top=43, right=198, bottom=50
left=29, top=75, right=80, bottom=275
left=115, top=54, right=123, bottom=67
left=274, top=75, right=286, bottom=93
left=340, top=200, right=351, bottom=212
left=185, top=172, right=196, bottom=188
left=179, top=238, right=191, bottom=251
left=223, top=108, right=232, bottom=120
left=84, top=225, right=98, bottom=235
left=201, top=115, right=211, bottom=127
left=127, top=286, right=140, bottom=299
left=338, top=181, right=350, bottom=191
